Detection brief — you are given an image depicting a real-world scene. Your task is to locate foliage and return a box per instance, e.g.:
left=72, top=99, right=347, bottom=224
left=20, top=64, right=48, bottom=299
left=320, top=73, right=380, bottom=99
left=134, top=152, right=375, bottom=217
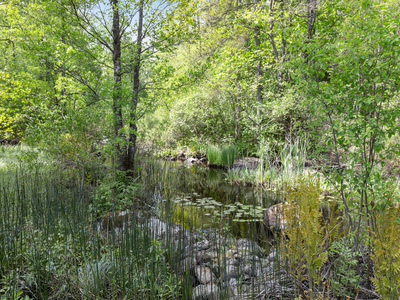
left=207, top=145, right=220, bottom=165
left=220, top=145, right=237, bottom=167
left=284, top=178, right=328, bottom=290
left=371, top=206, right=400, bottom=300
left=329, top=237, right=362, bottom=298
left=298, top=0, right=400, bottom=246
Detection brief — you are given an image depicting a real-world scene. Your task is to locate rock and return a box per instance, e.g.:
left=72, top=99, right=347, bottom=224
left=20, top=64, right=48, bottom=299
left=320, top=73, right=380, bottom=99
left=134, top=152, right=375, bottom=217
left=224, top=264, right=239, bottom=281
left=179, top=257, right=196, bottom=274
left=177, top=152, right=185, bottom=160
left=199, top=157, right=208, bottom=163
left=192, top=284, right=220, bottom=300
left=101, top=210, right=135, bottom=230
left=186, top=157, right=198, bottom=164
left=236, top=238, right=263, bottom=257
left=194, top=239, right=211, bottom=251
left=195, top=251, right=212, bottom=265
left=233, top=157, right=262, bottom=169
left=267, top=249, right=277, bottom=261
left=195, top=266, right=216, bottom=284
left=147, top=218, right=167, bottom=239
left=225, top=250, right=237, bottom=260
left=263, top=203, right=287, bottom=230
left=242, top=262, right=262, bottom=277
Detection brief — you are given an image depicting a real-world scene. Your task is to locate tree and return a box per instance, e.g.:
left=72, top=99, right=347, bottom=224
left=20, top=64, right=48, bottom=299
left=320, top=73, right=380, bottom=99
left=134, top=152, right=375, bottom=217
left=300, top=0, right=400, bottom=247
left=41, top=0, right=196, bottom=173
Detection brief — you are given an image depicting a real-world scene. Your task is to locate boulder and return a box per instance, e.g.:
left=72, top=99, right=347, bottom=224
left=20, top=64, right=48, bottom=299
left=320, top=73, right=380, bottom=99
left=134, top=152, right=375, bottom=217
left=263, top=203, right=287, bottom=230
left=236, top=238, right=263, bottom=257
left=101, top=210, right=136, bottom=230
left=186, top=157, right=198, bottom=164
left=195, top=251, right=212, bottom=265
left=192, top=284, right=220, bottom=300
left=195, top=266, right=216, bottom=284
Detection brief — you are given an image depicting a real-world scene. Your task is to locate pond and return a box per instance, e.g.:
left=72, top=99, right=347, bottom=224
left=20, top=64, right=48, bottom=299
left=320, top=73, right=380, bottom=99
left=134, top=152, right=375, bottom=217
left=139, top=158, right=282, bottom=248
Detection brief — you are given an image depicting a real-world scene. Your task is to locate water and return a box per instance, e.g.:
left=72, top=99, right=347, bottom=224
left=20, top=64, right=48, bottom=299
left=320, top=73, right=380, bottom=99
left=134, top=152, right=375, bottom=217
left=140, top=159, right=281, bottom=247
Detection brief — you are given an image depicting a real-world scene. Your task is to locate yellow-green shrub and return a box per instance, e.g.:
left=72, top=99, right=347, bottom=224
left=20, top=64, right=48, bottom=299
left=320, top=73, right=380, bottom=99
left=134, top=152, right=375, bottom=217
left=283, top=178, right=328, bottom=292
left=371, top=206, right=400, bottom=300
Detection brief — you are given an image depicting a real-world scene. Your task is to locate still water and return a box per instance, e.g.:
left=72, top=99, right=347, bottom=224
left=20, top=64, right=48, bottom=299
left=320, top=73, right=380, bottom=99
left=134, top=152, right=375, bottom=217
left=141, top=159, right=281, bottom=247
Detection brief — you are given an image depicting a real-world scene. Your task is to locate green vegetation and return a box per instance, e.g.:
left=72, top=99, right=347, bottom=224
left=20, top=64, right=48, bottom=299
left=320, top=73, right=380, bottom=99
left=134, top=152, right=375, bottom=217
left=1, top=0, right=400, bottom=298
left=207, top=144, right=237, bottom=167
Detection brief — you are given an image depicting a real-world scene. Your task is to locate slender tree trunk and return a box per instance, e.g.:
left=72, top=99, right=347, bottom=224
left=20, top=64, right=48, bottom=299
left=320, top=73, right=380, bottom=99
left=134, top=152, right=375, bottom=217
left=307, top=0, right=317, bottom=40
left=236, top=72, right=242, bottom=141
left=111, top=0, right=125, bottom=170
left=125, top=3, right=143, bottom=173
left=254, top=0, right=262, bottom=116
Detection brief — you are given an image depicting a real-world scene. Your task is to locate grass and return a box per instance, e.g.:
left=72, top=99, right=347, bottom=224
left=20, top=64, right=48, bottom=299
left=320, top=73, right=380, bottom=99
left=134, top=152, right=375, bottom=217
left=225, top=138, right=328, bottom=190
left=0, top=150, right=184, bottom=299
left=207, top=144, right=236, bottom=167
left=207, top=144, right=220, bottom=165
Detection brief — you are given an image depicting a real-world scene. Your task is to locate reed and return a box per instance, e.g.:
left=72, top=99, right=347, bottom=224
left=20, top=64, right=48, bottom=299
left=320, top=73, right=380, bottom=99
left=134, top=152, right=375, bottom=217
left=207, top=144, right=220, bottom=165
left=220, top=145, right=236, bottom=167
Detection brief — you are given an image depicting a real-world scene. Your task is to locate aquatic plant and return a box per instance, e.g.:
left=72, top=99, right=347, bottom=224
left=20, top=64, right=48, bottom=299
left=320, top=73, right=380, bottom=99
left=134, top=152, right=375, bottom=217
left=207, top=144, right=220, bottom=165
left=220, top=145, right=236, bottom=167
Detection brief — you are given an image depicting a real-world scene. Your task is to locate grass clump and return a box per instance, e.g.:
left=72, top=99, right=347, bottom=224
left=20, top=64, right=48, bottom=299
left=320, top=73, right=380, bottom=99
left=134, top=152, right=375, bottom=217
left=220, top=145, right=236, bottom=167
left=207, top=145, right=220, bottom=165
left=207, top=144, right=236, bottom=167
left=0, top=162, right=181, bottom=299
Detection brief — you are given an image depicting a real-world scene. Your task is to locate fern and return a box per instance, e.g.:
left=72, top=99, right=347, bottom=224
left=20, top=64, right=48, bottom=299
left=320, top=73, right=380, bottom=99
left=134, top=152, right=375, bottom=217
left=371, top=206, right=400, bottom=300
left=284, top=178, right=329, bottom=292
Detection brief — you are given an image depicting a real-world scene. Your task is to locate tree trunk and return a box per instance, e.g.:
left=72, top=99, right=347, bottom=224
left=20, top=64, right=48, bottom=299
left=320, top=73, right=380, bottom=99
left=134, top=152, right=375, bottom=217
left=125, top=3, right=144, bottom=174
left=254, top=0, right=262, bottom=116
left=111, top=0, right=125, bottom=171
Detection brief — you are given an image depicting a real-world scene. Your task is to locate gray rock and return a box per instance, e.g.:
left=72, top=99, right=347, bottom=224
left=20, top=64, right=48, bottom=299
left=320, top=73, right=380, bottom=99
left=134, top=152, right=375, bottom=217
left=263, top=203, right=287, bottom=230
left=192, top=284, right=220, bottom=300
left=186, top=157, right=198, bottom=164
left=194, top=239, right=211, bottom=251
left=195, top=266, right=216, bottom=284
left=179, top=257, right=196, bottom=274
left=242, top=263, right=262, bottom=277
left=146, top=218, right=167, bottom=239
left=224, top=264, right=239, bottom=281
left=195, top=251, right=212, bottom=265
left=236, top=238, right=262, bottom=257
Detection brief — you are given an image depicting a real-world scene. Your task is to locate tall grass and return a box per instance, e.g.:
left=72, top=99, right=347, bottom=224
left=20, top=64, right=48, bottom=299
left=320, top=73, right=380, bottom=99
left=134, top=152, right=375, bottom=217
left=226, top=138, right=312, bottom=189
left=207, top=144, right=236, bottom=167
left=220, top=145, right=236, bottom=167
left=0, top=165, right=183, bottom=299
left=207, top=144, right=220, bottom=165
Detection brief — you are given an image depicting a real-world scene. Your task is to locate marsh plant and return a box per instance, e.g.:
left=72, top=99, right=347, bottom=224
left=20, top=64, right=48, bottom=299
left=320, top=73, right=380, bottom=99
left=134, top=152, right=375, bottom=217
left=226, top=138, right=310, bottom=188
left=207, top=144, right=236, bottom=167
left=0, top=165, right=182, bottom=299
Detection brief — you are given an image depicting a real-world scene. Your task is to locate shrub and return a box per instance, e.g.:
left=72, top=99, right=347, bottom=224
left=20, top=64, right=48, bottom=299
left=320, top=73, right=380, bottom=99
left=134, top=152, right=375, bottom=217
left=371, top=206, right=400, bottom=300
left=284, top=178, right=328, bottom=291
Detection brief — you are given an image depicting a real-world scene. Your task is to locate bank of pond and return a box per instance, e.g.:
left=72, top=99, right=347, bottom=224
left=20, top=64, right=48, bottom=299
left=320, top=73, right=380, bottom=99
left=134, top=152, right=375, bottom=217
left=0, top=149, right=398, bottom=299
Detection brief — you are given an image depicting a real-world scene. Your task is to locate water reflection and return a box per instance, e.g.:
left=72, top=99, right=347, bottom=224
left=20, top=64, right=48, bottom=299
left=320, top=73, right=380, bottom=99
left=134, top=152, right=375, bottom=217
left=142, top=159, right=281, bottom=248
